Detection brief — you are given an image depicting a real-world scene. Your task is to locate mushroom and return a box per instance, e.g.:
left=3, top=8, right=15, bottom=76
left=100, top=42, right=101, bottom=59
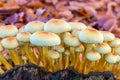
left=30, top=31, right=61, bottom=68
left=53, top=45, right=64, bottom=70
left=109, top=38, right=120, bottom=55
left=44, top=19, right=71, bottom=34
left=24, top=21, right=44, bottom=33
left=105, top=53, right=118, bottom=71
left=16, top=32, right=37, bottom=64
left=94, top=42, right=111, bottom=70
left=86, top=50, right=101, bottom=73
left=64, top=49, right=70, bottom=69
left=100, top=31, right=115, bottom=42
left=0, top=42, right=12, bottom=70
left=78, top=27, right=103, bottom=72
left=48, top=50, right=60, bottom=72
left=72, top=29, right=81, bottom=37
left=69, top=22, right=87, bottom=30
left=0, top=25, right=18, bottom=38
left=63, top=34, right=80, bottom=67
left=1, top=37, right=23, bottom=65
left=74, top=44, right=85, bottom=69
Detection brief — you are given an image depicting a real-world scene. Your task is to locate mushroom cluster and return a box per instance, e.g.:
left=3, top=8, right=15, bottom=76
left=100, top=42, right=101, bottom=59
left=0, top=19, right=120, bottom=78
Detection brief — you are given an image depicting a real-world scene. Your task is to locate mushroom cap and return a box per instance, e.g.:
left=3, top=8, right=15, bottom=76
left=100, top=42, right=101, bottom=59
left=0, top=25, right=18, bottom=38
left=69, top=22, right=87, bottom=30
left=75, top=44, right=85, bottom=53
left=16, top=32, right=31, bottom=42
left=48, top=50, right=60, bottom=59
left=78, top=27, right=103, bottom=44
left=100, top=31, right=115, bottom=41
left=72, top=29, right=81, bottom=37
left=30, top=31, right=61, bottom=46
left=0, top=42, right=3, bottom=52
left=105, top=53, right=117, bottom=64
left=44, top=19, right=71, bottom=33
left=86, top=50, right=101, bottom=61
left=63, top=34, right=80, bottom=47
left=94, top=43, right=111, bottom=54
left=109, top=38, right=120, bottom=47
left=1, top=37, right=18, bottom=49
left=115, top=45, right=120, bottom=55
left=53, top=45, right=64, bottom=53
left=25, top=21, right=44, bottom=33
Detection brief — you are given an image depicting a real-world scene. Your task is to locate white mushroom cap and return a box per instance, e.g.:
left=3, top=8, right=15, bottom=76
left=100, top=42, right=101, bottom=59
left=25, top=21, right=44, bottom=33
left=109, top=38, right=120, bottom=47
left=30, top=31, right=61, bottom=46
left=75, top=44, right=85, bottom=53
left=64, top=50, right=70, bottom=56
left=69, top=22, right=87, bottom=30
left=0, top=25, right=18, bottom=38
left=100, top=31, right=115, bottom=41
left=63, top=34, right=80, bottom=47
left=1, top=37, right=18, bottom=49
left=44, top=19, right=71, bottom=33
left=105, top=53, right=117, bottom=64
left=72, top=29, right=81, bottom=37
left=94, top=43, right=111, bottom=54
left=53, top=45, right=64, bottom=53
left=48, top=50, right=60, bottom=59
left=16, top=32, right=31, bottom=42
left=86, top=50, right=101, bottom=61
left=115, top=45, right=120, bottom=55
left=0, top=42, right=3, bottom=52
left=78, top=27, right=103, bottom=44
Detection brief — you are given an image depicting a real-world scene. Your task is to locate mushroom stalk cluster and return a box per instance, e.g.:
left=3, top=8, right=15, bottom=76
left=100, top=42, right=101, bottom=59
left=0, top=19, right=120, bottom=78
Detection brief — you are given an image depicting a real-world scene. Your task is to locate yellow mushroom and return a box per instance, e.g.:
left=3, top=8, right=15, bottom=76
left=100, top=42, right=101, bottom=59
left=86, top=50, right=101, bottom=73
left=94, top=42, right=111, bottom=71
left=63, top=34, right=80, bottom=67
left=105, top=53, right=118, bottom=71
left=16, top=32, right=37, bottom=65
left=0, top=42, right=12, bottom=70
left=78, top=27, right=103, bottom=72
left=48, top=50, right=60, bottom=72
left=1, top=37, right=23, bottom=65
left=64, top=49, right=70, bottom=69
left=53, top=45, right=64, bottom=70
left=30, top=31, right=61, bottom=68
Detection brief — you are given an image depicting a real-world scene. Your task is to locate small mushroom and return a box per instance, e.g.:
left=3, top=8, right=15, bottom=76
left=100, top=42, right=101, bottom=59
left=1, top=37, right=23, bottom=65
left=0, top=42, right=12, bottom=70
left=0, top=25, right=18, bottom=38
left=30, top=31, right=61, bottom=68
left=24, top=21, right=44, bottom=33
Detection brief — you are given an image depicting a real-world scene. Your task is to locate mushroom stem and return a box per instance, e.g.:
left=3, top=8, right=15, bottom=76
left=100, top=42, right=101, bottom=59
left=106, top=63, right=113, bottom=71
left=24, top=43, right=37, bottom=65
left=86, top=61, right=95, bottom=73
left=64, top=55, right=69, bottom=69
left=58, top=53, right=63, bottom=70
left=74, top=52, right=80, bottom=69
left=38, top=46, right=49, bottom=68
left=81, top=44, right=93, bottom=72
left=97, top=54, right=105, bottom=70
left=70, top=47, right=75, bottom=66
left=9, top=49, right=22, bottom=65
left=0, top=67, right=4, bottom=74
left=0, top=53, right=12, bottom=70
